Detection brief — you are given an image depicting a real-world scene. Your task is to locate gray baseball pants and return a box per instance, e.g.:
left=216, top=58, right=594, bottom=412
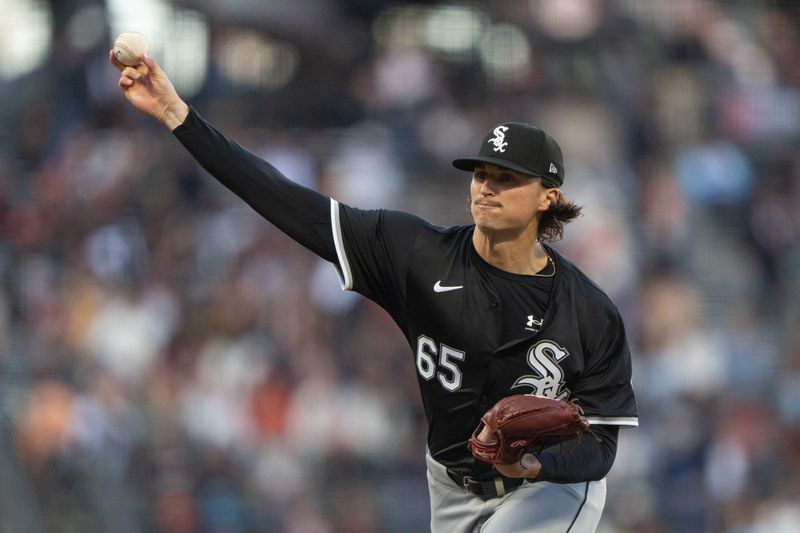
left=425, top=452, right=606, bottom=533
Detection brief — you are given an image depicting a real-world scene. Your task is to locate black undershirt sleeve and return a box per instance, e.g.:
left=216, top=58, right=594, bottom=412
left=172, top=108, right=338, bottom=263
left=534, top=425, right=618, bottom=483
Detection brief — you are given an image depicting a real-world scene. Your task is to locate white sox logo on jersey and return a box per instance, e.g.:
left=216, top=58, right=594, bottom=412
left=512, top=340, right=571, bottom=400
left=488, top=126, right=509, bottom=153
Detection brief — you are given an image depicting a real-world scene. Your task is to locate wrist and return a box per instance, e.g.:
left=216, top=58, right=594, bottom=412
left=520, top=453, right=542, bottom=479
left=161, top=100, right=190, bottom=131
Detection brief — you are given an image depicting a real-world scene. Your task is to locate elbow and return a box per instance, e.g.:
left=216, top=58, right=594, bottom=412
left=591, top=440, right=617, bottom=480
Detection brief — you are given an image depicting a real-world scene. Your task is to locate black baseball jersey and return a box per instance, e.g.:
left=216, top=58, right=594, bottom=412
left=173, top=108, right=638, bottom=481
left=331, top=205, right=638, bottom=469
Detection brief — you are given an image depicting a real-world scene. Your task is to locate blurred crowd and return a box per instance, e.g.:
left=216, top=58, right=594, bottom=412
left=2, top=1, right=800, bottom=532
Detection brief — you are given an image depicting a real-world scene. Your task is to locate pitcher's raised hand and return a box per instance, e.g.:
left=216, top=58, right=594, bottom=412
left=109, top=50, right=188, bottom=130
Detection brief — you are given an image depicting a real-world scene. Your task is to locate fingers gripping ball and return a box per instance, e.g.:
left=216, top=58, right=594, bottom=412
left=113, top=32, right=149, bottom=66
left=468, top=394, right=589, bottom=465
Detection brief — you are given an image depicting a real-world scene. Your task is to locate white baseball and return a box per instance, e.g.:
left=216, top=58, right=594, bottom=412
left=113, top=32, right=149, bottom=66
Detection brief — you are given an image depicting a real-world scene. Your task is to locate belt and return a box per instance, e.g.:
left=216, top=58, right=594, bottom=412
left=446, top=469, right=525, bottom=500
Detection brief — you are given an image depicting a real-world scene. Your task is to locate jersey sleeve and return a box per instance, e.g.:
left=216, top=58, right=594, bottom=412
left=572, top=306, right=638, bottom=428
left=331, top=202, right=428, bottom=323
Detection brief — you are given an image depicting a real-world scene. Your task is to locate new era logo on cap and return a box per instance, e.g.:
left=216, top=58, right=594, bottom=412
left=452, top=122, right=565, bottom=187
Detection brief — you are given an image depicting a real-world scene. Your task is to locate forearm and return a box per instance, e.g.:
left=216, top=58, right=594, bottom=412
left=172, top=108, right=338, bottom=262
left=535, top=425, right=618, bottom=483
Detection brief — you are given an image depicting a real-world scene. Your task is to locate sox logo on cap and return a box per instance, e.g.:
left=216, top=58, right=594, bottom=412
left=488, top=126, right=509, bottom=153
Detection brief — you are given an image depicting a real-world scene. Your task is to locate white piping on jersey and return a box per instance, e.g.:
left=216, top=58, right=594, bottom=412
left=330, top=199, right=353, bottom=291
left=584, top=416, right=639, bottom=427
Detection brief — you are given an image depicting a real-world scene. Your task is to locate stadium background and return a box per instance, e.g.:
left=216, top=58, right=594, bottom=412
left=1, top=0, right=800, bottom=531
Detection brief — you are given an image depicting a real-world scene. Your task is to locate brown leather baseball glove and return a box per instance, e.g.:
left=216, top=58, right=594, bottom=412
left=468, top=394, right=589, bottom=465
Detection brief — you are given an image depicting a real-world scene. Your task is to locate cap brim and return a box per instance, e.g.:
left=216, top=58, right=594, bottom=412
left=453, top=156, right=543, bottom=176
left=452, top=157, right=560, bottom=187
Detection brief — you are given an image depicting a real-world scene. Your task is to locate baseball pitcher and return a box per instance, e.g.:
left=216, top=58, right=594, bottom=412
left=111, top=51, right=638, bottom=533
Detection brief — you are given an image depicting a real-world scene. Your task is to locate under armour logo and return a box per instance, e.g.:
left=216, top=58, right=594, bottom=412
left=488, top=126, right=509, bottom=153
left=548, top=163, right=557, bottom=174
left=525, top=315, right=544, bottom=331
left=526, top=315, right=543, bottom=329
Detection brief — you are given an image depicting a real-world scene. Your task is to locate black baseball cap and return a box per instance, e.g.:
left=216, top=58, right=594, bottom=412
left=453, top=122, right=564, bottom=187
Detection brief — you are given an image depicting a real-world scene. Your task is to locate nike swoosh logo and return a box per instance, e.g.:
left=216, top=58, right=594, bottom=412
left=434, top=280, right=463, bottom=293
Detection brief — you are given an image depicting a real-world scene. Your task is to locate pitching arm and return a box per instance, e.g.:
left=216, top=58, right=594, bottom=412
left=172, top=108, right=338, bottom=262
left=111, top=52, right=337, bottom=262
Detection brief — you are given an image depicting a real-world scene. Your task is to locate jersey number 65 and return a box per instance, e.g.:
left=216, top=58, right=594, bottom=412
left=416, top=335, right=466, bottom=392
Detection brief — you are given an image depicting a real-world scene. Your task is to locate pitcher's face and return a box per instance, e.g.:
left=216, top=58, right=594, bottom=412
left=470, top=164, right=555, bottom=236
